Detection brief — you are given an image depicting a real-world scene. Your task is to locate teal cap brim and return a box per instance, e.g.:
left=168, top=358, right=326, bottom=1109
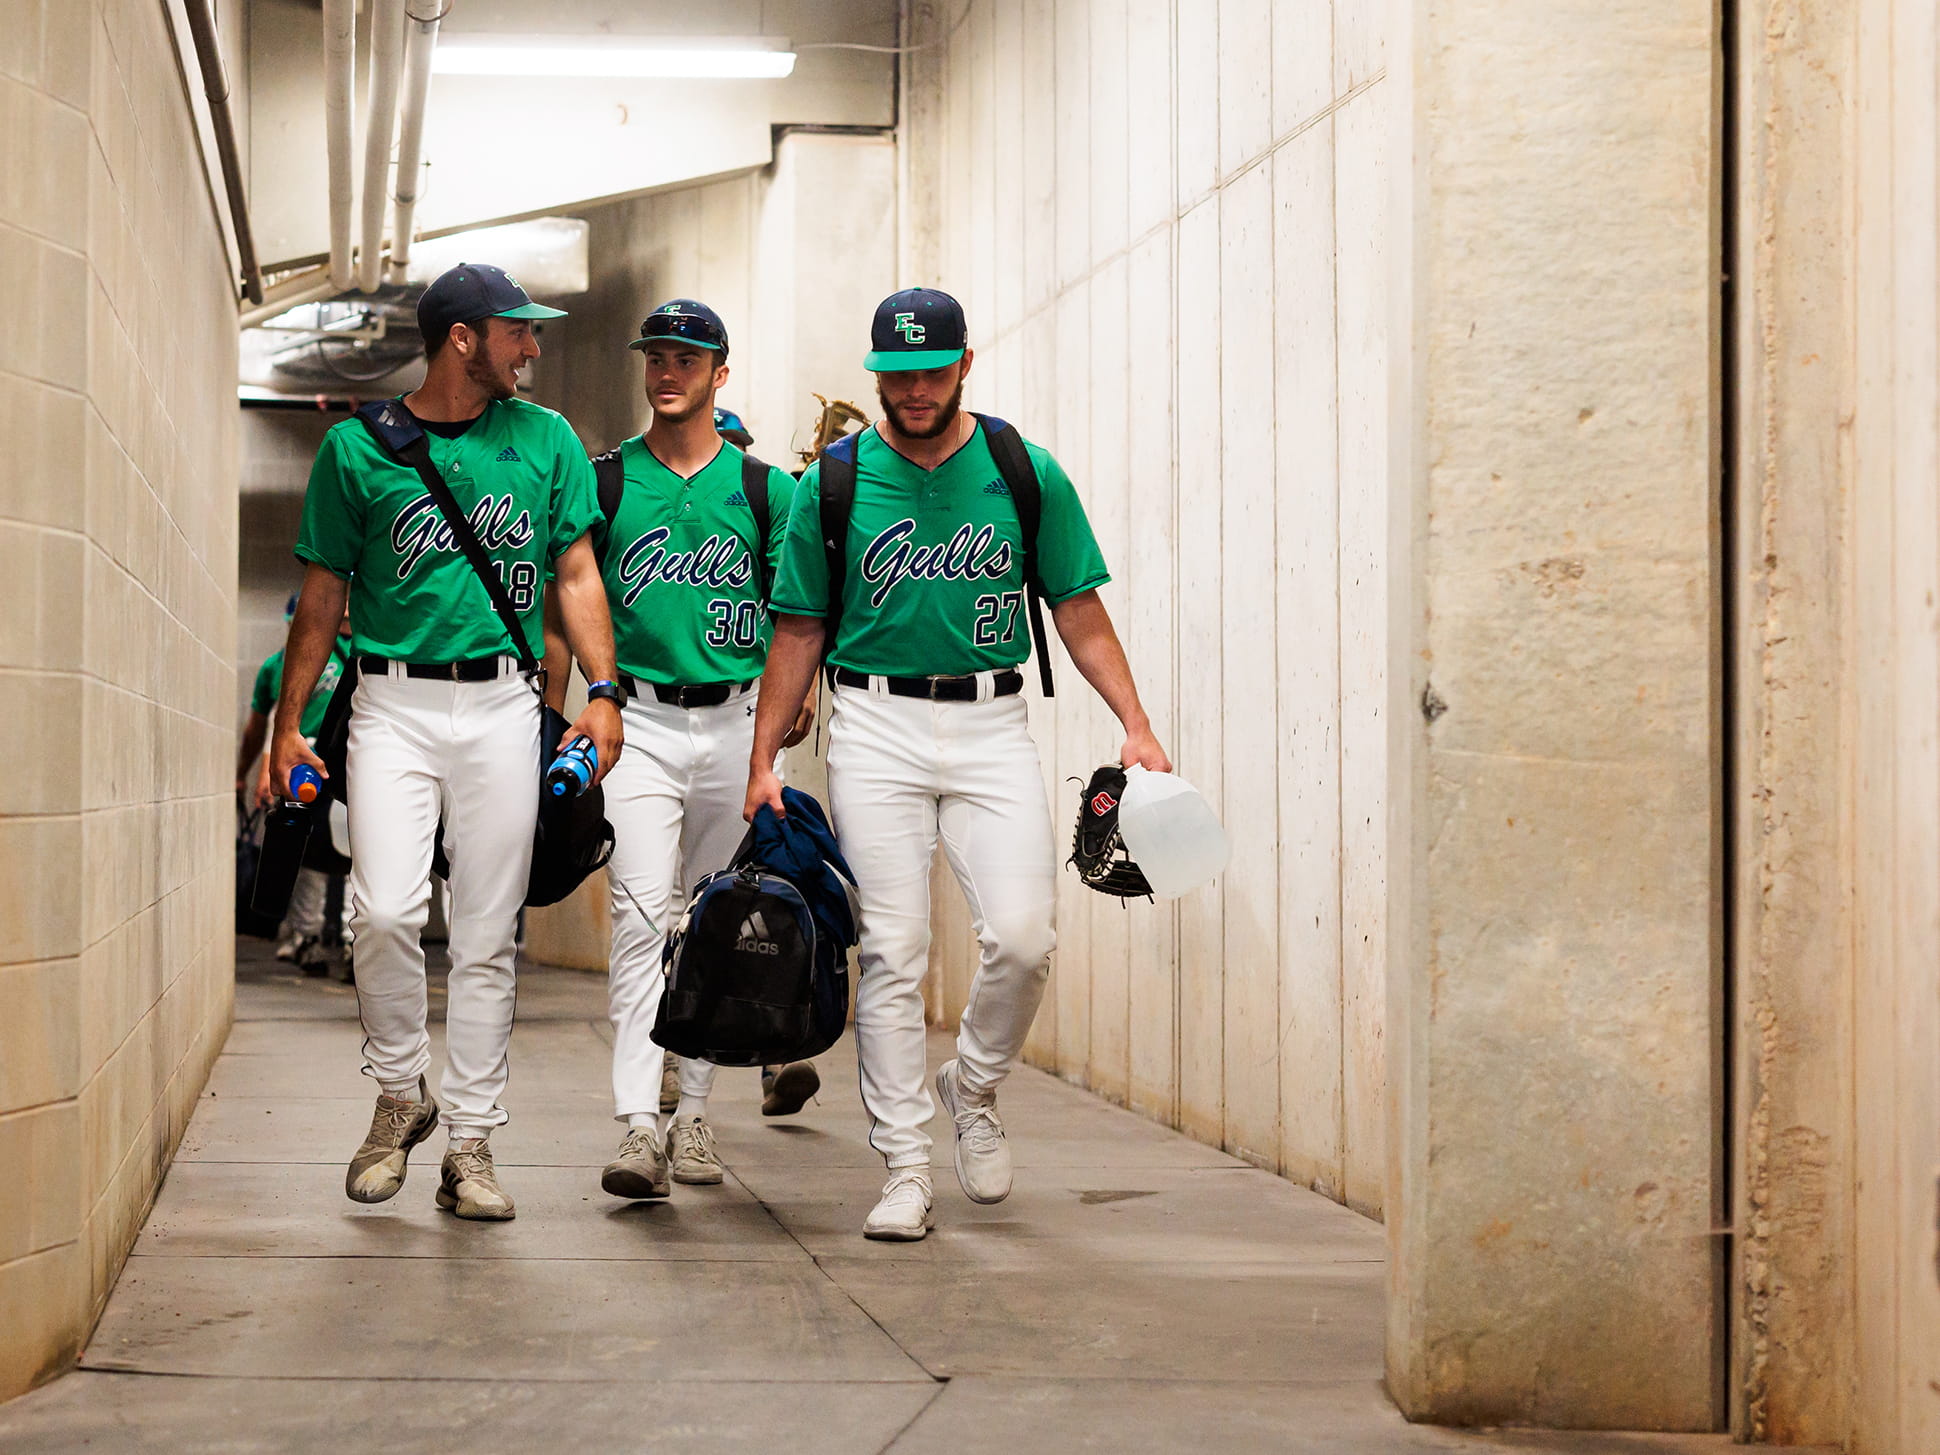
left=865, top=347, right=965, bottom=372
left=627, top=337, right=725, bottom=351
left=497, top=301, right=568, bottom=319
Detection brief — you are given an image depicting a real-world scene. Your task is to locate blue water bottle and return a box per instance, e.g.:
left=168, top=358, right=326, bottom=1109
left=289, top=763, right=322, bottom=804
left=546, top=737, right=598, bottom=799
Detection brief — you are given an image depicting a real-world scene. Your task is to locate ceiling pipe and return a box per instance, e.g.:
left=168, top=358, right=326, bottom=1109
left=239, top=273, right=342, bottom=329
left=323, top=0, right=357, bottom=291
left=181, top=0, right=264, bottom=304
left=357, top=0, right=406, bottom=293
left=385, top=1, right=445, bottom=286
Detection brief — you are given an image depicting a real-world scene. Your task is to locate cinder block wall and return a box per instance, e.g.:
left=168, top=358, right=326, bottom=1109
left=0, top=0, right=238, bottom=1400
left=899, top=0, right=1390, bottom=1215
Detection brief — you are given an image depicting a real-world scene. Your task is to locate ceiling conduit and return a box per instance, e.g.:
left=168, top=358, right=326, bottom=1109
left=324, top=0, right=357, bottom=291
left=386, top=1, right=445, bottom=285
left=357, top=0, right=406, bottom=293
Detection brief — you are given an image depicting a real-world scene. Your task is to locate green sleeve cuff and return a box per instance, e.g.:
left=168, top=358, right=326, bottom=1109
left=292, top=543, right=354, bottom=580
left=1046, top=571, right=1111, bottom=606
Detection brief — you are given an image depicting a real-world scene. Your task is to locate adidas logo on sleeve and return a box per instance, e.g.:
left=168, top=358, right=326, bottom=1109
left=736, top=912, right=780, bottom=955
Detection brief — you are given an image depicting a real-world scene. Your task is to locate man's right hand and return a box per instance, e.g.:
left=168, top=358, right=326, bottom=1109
left=269, top=729, right=326, bottom=803
left=743, top=762, right=786, bottom=823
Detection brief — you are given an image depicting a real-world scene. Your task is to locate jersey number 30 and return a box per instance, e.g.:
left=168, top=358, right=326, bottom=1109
left=972, top=591, right=1024, bottom=646
left=493, top=560, right=540, bottom=611
left=705, top=598, right=763, bottom=648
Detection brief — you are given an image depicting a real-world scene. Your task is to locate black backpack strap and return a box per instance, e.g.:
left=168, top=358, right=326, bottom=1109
left=816, top=433, right=860, bottom=662
left=354, top=399, right=540, bottom=675
left=591, top=447, right=625, bottom=567
left=974, top=413, right=1054, bottom=698
left=741, top=452, right=773, bottom=604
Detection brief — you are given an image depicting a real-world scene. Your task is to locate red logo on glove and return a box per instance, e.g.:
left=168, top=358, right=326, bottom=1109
left=1090, top=791, right=1118, bottom=815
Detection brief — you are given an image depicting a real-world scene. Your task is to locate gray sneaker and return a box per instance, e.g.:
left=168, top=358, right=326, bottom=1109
left=436, top=1138, right=516, bottom=1220
left=345, top=1078, right=439, bottom=1203
left=601, top=1127, right=670, bottom=1200
left=666, top=1114, right=725, bottom=1185
left=659, top=1056, right=681, bottom=1114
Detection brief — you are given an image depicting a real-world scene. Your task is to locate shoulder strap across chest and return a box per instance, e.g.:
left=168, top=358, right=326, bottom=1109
left=353, top=399, right=539, bottom=673
left=591, top=442, right=775, bottom=602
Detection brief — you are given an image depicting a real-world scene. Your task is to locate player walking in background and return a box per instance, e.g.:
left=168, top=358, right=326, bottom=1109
left=745, top=287, right=1170, bottom=1241
left=272, top=263, right=623, bottom=1222
left=244, top=598, right=354, bottom=973
left=544, top=299, right=817, bottom=1203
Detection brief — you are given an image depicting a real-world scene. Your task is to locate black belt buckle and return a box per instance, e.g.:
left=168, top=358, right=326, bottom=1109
left=927, top=674, right=976, bottom=701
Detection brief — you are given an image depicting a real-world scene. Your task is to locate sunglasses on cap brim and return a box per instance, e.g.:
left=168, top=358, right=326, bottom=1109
left=632, top=314, right=726, bottom=351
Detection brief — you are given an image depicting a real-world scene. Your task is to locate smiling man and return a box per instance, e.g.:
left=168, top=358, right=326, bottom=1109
left=745, top=287, right=1172, bottom=1241
left=273, top=262, right=623, bottom=1222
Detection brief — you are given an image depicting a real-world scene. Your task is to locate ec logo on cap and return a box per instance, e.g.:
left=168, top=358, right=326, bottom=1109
left=894, top=312, right=926, bottom=344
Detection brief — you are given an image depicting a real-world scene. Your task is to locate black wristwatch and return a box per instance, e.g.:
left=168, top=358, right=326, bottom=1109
left=585, top=678, right=628, bottom=708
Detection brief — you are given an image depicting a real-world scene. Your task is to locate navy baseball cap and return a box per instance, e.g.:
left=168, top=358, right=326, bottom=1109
left=417, top=262, right=566, bottom=342
left=865, top=287, right=967, bottom=372
left=630, top=298, right=729, bottom=356
left=713, top=407, right=753, bottom=447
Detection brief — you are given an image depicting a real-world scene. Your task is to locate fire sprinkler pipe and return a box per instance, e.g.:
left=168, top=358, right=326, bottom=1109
left=323, top=0, right=356, bottom=292
left=357, top=0, right=406, bottom=293
left=181, top=0, right=264, bottom=304
left=386, top=1, right=445, bottom=285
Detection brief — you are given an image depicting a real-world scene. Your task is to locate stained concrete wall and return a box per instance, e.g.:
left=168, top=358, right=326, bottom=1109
left=897, top=0, right=1390, bottom=1213
left=1727, top=0, right=1855, bottom=1442
left=1385, top=0, right=1723, bottom=1431
left=0, top=0, right=239, bottom=1402
left=1848, top=2, right=1940, bottom=1445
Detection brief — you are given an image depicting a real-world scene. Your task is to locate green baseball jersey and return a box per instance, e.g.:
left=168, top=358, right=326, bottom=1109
left=294, top=398, right=601, bottom=662
left=595, top=438, right=796, bottom=686
left=250, top=650, right=281, bottom=716
left=771, top=426, right=1110, bottom=677
left=249, top=636, right=352, bottom=738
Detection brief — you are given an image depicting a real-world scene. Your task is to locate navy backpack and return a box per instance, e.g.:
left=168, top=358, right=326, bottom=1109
left=651, top=789, right=858, bottom=1067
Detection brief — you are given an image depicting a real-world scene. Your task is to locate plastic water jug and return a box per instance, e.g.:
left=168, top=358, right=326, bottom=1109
left=1116, top=766, right=1229, bottom=899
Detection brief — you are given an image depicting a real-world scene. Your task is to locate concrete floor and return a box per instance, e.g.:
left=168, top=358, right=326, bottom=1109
left=0, top=941, right=1739, bottom=1453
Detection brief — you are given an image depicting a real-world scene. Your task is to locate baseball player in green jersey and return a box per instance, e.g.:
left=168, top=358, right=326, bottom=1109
left=271, top=263, right=625, bottom=1222
left=543, top=299, right=819, bottom=1201
left=746, top=288, right=1171, bottom=1241
left=243, top=601, right=354, bottom=972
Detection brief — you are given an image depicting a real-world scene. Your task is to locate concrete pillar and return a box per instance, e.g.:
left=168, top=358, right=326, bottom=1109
left=1386, top=0, right=1723, bottom=1430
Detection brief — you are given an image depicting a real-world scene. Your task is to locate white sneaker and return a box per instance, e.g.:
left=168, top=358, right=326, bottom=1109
left=863, top=1168, right=935, bottom=1241
left=666, top=1114, right=725, bottom=1185
left=935, top=1059, right=1012, bottom=1204
left=659, top=1056, right=681, bottom=1115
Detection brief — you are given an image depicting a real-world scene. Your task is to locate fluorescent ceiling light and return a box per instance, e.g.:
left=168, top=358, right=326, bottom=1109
left=433, top=35, right=795, bottom=80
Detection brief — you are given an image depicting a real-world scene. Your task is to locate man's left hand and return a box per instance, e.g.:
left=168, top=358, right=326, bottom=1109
left=565, top=697, right=625, bottom=786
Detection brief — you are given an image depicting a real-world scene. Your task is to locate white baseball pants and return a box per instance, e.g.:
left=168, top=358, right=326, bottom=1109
left=603, top=687, right=763, bottom=1122
left=283, top=867, right=326, bottom=939
left=827, top=683, right=1059, bottom=1169
left=345, top=667, right=539, bottom=1138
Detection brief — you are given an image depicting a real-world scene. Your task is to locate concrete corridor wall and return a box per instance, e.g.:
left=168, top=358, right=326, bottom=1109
left=0, top=0, right=239, bottom=1400
left=899, top=1, right=1389, bottom=1212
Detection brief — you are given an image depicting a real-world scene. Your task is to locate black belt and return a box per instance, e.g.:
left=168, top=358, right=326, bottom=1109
left=619, top=674, right=756, bottom=709
left=828, top=666, right=1023, bottom=702
left=359, top=654, right=513, bottom=682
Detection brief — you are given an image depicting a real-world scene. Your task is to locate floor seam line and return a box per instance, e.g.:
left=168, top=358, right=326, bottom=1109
left=725, top=1165, right=948, bottom=1385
